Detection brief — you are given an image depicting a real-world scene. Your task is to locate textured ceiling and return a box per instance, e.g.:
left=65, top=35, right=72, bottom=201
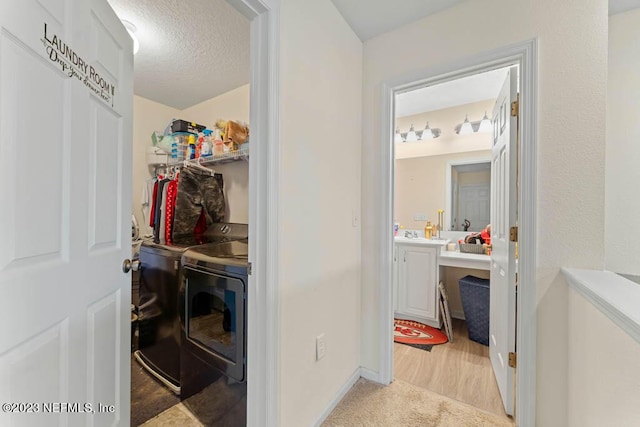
left=107, top=0, right=250, bottom=110
left=105, top=0, right=638, bottom=110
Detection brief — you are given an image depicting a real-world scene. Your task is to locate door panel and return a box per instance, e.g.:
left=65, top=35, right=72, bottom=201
left=0, top=29, right=68, bottom=269
left=92, top=14, right=122, bottom=84
left=489, top=66, right=518, bottom=416
left=87, top=291, right=121, bottom=426
left=0, top=0, right=132, bottom=425
left=0, top=321, right=68, bottom=426
left=88, top=97, right=121, bottom=250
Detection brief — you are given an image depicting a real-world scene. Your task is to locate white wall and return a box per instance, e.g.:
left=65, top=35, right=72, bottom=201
left=181, top=85, right=250, bottom=223
left=132, top=96, right=179, bottom=236
left=133, top=85, right=250, bottom=228
left=605, top=8, right=640, bottom=276
left=567, top=287, right=640, bottom=426
left=361, top=1, right=607, bottom=426
left=278, top=0, right=362, bottom=425
left=180, top=84, right=250, bottom=125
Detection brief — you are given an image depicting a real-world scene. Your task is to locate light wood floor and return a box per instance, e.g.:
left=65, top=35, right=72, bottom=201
left=394, top=318, right=513, bottom=421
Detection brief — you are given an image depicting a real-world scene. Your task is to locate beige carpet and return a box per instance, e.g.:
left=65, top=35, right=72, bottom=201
left=322, top=378, right=514, bottom=427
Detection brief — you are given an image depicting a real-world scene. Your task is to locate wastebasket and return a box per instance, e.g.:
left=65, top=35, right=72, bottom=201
left=458, top=275, right=490, bottom=346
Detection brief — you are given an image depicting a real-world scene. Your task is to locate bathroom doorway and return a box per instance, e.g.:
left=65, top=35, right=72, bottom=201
left=390, top=63, right=521, bottom=420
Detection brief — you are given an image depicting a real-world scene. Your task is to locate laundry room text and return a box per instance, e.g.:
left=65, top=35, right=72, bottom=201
left=41, top=22, right=117, bottom=107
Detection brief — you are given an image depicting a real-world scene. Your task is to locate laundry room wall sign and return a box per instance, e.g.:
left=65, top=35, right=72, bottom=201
left=41, top=23, right=116, bottom=108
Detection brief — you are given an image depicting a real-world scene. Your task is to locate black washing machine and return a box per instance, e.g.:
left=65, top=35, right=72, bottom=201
left=179, top=240, right=249, bottom=426
left=134, top=223, right=247, bottom=395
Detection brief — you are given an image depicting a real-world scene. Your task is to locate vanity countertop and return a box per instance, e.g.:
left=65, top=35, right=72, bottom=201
left=439, top=247, right=491, bottom=270
left=394, top=236, right=449, bottom=247
left=394, top=237, right=490, bottom=270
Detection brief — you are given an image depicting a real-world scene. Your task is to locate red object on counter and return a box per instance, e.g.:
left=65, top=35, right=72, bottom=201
left=481, top=229, right=491, bottom=246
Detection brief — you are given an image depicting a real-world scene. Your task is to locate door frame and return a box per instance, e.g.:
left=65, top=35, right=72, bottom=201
left=378, top=39, right=537, bottom=426
left=445, top=158, right=491, bottom=232
left=228, top=0, right=280, bottom=426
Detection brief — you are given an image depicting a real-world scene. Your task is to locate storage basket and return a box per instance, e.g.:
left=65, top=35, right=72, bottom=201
left=458, top=275, right=490, bottom=346
left=459, top=243, right=486, bottom=254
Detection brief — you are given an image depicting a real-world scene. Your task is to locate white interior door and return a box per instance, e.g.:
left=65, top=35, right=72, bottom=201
left=458, top=183, right=490, bottom=232
left=489, top=66, right=517, bottom=416
left=0, top=0, right=133, bottom=425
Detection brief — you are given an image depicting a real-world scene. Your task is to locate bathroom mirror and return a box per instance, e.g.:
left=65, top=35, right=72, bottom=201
left=446, top=159, right=491, bottom=232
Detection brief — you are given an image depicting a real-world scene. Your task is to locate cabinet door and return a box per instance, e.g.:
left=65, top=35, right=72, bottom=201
left=397, top=245, right=438, bottom=321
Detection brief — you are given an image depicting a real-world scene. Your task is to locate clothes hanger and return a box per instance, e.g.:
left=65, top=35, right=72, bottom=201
left=183, top=159, right=214, bottom=176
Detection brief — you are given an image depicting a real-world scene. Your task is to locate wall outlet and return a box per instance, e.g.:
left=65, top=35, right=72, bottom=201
left=316, top=333, right=326, bottom=361
left=414, top=214, right=428, bottom=221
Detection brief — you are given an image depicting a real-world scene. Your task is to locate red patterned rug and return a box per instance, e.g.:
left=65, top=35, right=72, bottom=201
left=394, top=319, right=448, bottom=348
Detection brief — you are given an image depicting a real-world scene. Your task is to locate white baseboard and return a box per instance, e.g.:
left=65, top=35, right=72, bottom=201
left=313, top=367, right=361, bottom=427
left=451, top=309, right=465, bottom=320
left=360, top=367, right=381, bottom=383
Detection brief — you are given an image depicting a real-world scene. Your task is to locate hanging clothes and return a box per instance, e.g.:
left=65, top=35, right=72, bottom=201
left=141, top=178, right=157, bottom=237
left=158, top=182, right=169, bottom=245
left=164, top=177, right=179, bottom=245
left=172, top=167, right=225, bottom=239
left=149, top=178, right=160, bottom=228
left=153, top=178, right=170, bottom=244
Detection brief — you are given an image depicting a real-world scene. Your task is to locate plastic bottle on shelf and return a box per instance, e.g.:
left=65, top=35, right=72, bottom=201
left=201, top=129, right=213, bottom=157
left=213, top=128, right=224, bottom=155
left=196, top=132, right=205, bottom=159
left=170, top=135, right=178, bottom=161
left=187, top=134, right=196, bottom=160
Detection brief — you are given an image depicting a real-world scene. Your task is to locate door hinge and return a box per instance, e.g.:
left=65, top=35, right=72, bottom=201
left=509, top=226, right=518, bottom=242
left=248, top=262, right=252, bottom=275
left=511, top=94, right=519, bottom=117
left=508, top=352, right=517, bottom=368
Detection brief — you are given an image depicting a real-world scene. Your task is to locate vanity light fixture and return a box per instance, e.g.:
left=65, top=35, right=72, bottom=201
left=455, top=114, right=494, bottom=135
left=394, top=127, right=404, bottom=143
left=405, top=124, right=418, bottom=142
left=395, top=122, right=442, bottom=142
left=122, top=20, right=140, bottom=55
left=458, top=115, right=474, bottom=135
left=478, top=111, right=492, bottom=133
left=420, top=122, right=434, bottom=140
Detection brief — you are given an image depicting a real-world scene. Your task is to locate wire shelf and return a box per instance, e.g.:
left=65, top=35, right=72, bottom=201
left=168, top=145, right=249, bottom=166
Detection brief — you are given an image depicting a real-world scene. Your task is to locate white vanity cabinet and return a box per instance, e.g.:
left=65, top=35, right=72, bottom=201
left=394, top=240, right=442, bottom=328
